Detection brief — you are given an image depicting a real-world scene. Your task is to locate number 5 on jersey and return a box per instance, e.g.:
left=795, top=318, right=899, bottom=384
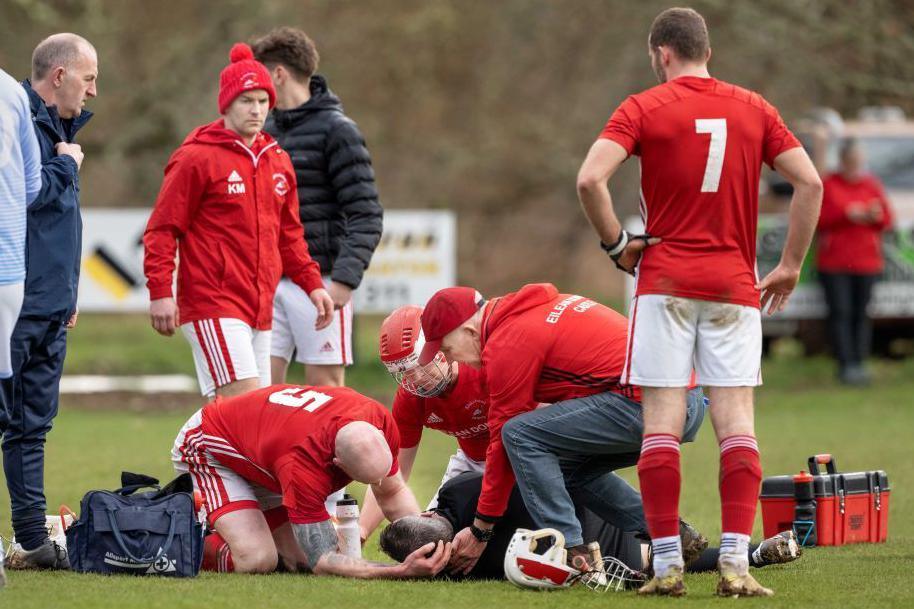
left=269, top=387, right=333, bottom=412
left=695, top=118, right=727, bottom=193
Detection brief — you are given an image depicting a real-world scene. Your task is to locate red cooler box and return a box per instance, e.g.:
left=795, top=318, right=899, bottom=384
left=760, top=454, right=889, bottom=546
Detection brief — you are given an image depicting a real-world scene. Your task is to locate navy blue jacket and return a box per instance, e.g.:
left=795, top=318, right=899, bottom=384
left=20, top=80, right=91, bottom=321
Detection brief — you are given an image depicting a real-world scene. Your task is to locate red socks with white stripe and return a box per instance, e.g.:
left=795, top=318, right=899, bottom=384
left=638, top=433, right=683, bottom=576
left=719, top=434, right=762, bottom=574
left=202, top=533, right=234, bottom=572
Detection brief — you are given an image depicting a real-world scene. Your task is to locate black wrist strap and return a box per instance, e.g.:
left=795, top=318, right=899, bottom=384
left=470, top=524, right=495, bottom=542
left=474, top=511, right=500, bottom=524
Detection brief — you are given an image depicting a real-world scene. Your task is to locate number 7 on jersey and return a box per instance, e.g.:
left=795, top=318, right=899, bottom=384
left=695, top=118, right=727, bottom=193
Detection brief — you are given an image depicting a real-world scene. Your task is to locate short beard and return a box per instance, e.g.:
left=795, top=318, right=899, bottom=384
left=652, top=58, right=667, bottom=83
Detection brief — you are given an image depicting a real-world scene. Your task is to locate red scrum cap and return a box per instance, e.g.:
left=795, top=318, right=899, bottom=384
left=418, top=287, right=485, bottom=365
left=218, top=43, right=276, bottom=114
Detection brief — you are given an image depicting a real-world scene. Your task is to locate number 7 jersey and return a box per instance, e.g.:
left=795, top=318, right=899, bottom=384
left=599, top=76, right=801, bottom=307
left=201, top=384, right=400, bottom=523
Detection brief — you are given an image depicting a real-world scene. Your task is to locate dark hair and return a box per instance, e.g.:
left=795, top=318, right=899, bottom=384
left=251, top=27, right=320, bottom=81
left=379, top=515, right=454, bottom=562
left=840, top=137, right=861, bottom=160
left=649, top=7, right=710, bottom=62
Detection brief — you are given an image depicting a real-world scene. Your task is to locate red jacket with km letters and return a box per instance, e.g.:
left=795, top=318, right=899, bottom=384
left=144, top=120, right=323, bottom=330
left=476, top=283, right=640, bottom=520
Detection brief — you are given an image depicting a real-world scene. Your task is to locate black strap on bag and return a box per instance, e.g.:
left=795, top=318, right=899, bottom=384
left=105, top=507, right=179, bottom=564
left=116, top=472, right=161, bottom=496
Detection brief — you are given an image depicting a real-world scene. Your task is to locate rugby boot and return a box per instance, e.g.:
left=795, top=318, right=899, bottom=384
left=638, top=564, right=686, bottom=597
left=4, top=539, right=70, bottom=571
left=680, top=519, right=709, bottom=566
left=757, top=530, right=801, bottom=565
left=717, top=570, right=774, bottom=597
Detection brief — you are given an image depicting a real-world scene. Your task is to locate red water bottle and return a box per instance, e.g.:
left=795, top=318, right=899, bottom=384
left=793, top=471, right=817, bottom=546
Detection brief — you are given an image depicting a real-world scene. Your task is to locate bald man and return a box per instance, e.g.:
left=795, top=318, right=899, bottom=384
left=172, top=385, right=451, bottom=578
left=2, top=33, right=96, bottom=571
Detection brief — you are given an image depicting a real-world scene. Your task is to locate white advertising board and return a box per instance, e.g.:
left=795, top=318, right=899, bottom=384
left=77, top=209, right=456, bottom=314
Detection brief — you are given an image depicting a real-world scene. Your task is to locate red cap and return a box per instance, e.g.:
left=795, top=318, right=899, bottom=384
left=418, top=287, right=485, bottom=365
left=218, top=43, right=276, bottom=114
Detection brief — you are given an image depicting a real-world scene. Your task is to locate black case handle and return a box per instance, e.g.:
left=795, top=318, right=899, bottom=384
left=808, top=454, right=838, bottom=476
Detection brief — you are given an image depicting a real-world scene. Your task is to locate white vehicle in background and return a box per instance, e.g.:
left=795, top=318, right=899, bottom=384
left=758, top=106, right=914, bottom=356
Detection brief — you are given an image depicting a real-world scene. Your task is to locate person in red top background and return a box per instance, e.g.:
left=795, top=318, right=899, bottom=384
left=817, top=139, right=894, bottom=385
left=359, top=305, right=490, bottom=542
left=576, top=7, right=822, bottom=597
left=417, top=284, right=706, bottom=576
left=171, top=384, right=450, bottom=578
left=144, top=43, right=333, bottom=399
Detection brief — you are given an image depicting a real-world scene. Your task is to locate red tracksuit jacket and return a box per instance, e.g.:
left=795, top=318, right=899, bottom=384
left=144, top=120, right=323, bottom=330
left=816, top=172, right=894, bottom=275
left=476, top=283, right=639, bottom=519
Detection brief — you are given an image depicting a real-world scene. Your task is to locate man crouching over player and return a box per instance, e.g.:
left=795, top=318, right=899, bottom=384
left=171, top=384, right=450, bottom=577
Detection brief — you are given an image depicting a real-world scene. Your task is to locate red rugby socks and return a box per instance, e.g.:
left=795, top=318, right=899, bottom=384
left=639, top=433, right=683, bottom=576
left=719, top=434, right=762, bottom=573
left=202, top=533, right=234, bottom=572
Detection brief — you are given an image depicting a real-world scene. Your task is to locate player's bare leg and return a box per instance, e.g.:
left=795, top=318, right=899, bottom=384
left=637, top=386, right=688, bottom=596
left=215, top=377, right=260, bottom=399
left=271, top=356, right=290, bottom=384
left=212, top=509, right=279, bottom=573
left=708, top=386, right=773, bottom=597
left=305, top=363, right=344, bottom=387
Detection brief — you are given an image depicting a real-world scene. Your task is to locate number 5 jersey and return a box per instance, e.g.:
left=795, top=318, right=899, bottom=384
left=200, top=384, right=400, bottom=523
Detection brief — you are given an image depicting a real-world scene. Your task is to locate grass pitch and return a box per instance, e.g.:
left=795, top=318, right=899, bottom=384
left=1, top=314, right=912, bottom=607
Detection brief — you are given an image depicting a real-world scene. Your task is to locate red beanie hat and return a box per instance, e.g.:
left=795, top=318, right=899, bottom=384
left=218, top=43, right=276, bottom=114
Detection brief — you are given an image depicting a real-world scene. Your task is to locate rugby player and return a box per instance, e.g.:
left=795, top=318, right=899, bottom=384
left=417, top=283, right=707, bottom=575
left=359, top=305, right=489, bottom=541
left=576, top=7, right=822, bottom=596
left=144, top=43, right=333, bottom=400
left=171, top=384, right=450, bottom=577
left=380, top=472, right=801, bottom=582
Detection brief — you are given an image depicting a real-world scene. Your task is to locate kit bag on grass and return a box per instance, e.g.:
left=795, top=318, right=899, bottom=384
left=65, top=472, right=204, bottom=576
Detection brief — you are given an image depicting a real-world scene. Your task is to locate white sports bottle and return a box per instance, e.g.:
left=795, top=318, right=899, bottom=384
left=335, top=494, right=362, bottom=559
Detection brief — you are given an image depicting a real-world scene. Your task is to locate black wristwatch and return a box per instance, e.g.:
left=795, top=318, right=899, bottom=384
left=470, top=524, right=495, bottom=543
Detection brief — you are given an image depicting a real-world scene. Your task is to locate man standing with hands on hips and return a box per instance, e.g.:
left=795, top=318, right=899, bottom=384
left=2, top=33, right=96, bottom=571
left=144, top=43, right=333, bottom=400
left=576, top=7, right=822, bottom=597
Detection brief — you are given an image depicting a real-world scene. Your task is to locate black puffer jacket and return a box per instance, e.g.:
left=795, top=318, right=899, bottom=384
left=265, top=75, right=382, bottom=289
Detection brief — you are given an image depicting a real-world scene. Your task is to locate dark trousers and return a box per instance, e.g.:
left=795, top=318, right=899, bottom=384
left=0, top=318, right=67, bottom=550
left=819, top=272, right=878, bottom=369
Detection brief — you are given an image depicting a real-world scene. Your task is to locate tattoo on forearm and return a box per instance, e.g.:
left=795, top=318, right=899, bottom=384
left=292, top=521, right=340, bottom=571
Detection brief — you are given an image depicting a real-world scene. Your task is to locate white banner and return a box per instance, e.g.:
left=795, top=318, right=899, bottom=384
left=77, top=209, right=456, bottom=314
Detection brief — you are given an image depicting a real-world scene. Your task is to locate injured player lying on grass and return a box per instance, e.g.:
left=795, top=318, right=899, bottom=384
left=378, top=472, right=801, bottom=588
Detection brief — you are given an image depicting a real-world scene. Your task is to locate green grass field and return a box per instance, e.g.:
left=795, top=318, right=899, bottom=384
left=1, top=314, right=913, bottom=607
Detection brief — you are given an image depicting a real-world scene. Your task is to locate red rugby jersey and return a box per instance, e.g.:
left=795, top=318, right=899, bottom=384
left=476, top=283, right=638, bottom=519
left=600, top=76, right=801, bottom=307
left=200, top=385, right=399, bottom=524
left=392, top=363, right=490, bottom=462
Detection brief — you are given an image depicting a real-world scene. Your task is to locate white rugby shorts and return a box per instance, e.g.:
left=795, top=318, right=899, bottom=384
left=623, top=295, right=762, bottom=387
left=426, top=449, right=486, bottom=510
left=181, top=318, right=271, bottom=397
left=272, top=277, right=353, bottom=366
left=172, top=409, right=283, bottom=525
left=0, top=282, right=24, bottom=378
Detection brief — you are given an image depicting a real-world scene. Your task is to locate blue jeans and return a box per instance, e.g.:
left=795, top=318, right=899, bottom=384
left=502, top=388, right=706, bottom=547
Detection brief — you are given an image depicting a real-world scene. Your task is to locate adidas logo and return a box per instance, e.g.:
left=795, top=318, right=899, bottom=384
left=426, top=413, right=444, bottom=424
left=227, top=170, right=245, bottom=194
left=319, top=341, right=334, bottom=353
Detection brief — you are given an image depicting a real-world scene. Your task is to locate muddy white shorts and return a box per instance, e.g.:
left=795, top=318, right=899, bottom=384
left=0, top=282, right=23, bottom=378
left=172, top=409, right=283, bottom=525
left=623, top=294, right=762, bottom=387
left=181, top=318, right=271, bottom=397
left=272, top=277, right=353, bottom=366
left=426, top=449, right=486, bottom=510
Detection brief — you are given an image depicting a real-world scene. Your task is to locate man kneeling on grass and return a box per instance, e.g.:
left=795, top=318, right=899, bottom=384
left=379, top=472, right=801, bottom=583
left=172, top=384, right=450, bottom=577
